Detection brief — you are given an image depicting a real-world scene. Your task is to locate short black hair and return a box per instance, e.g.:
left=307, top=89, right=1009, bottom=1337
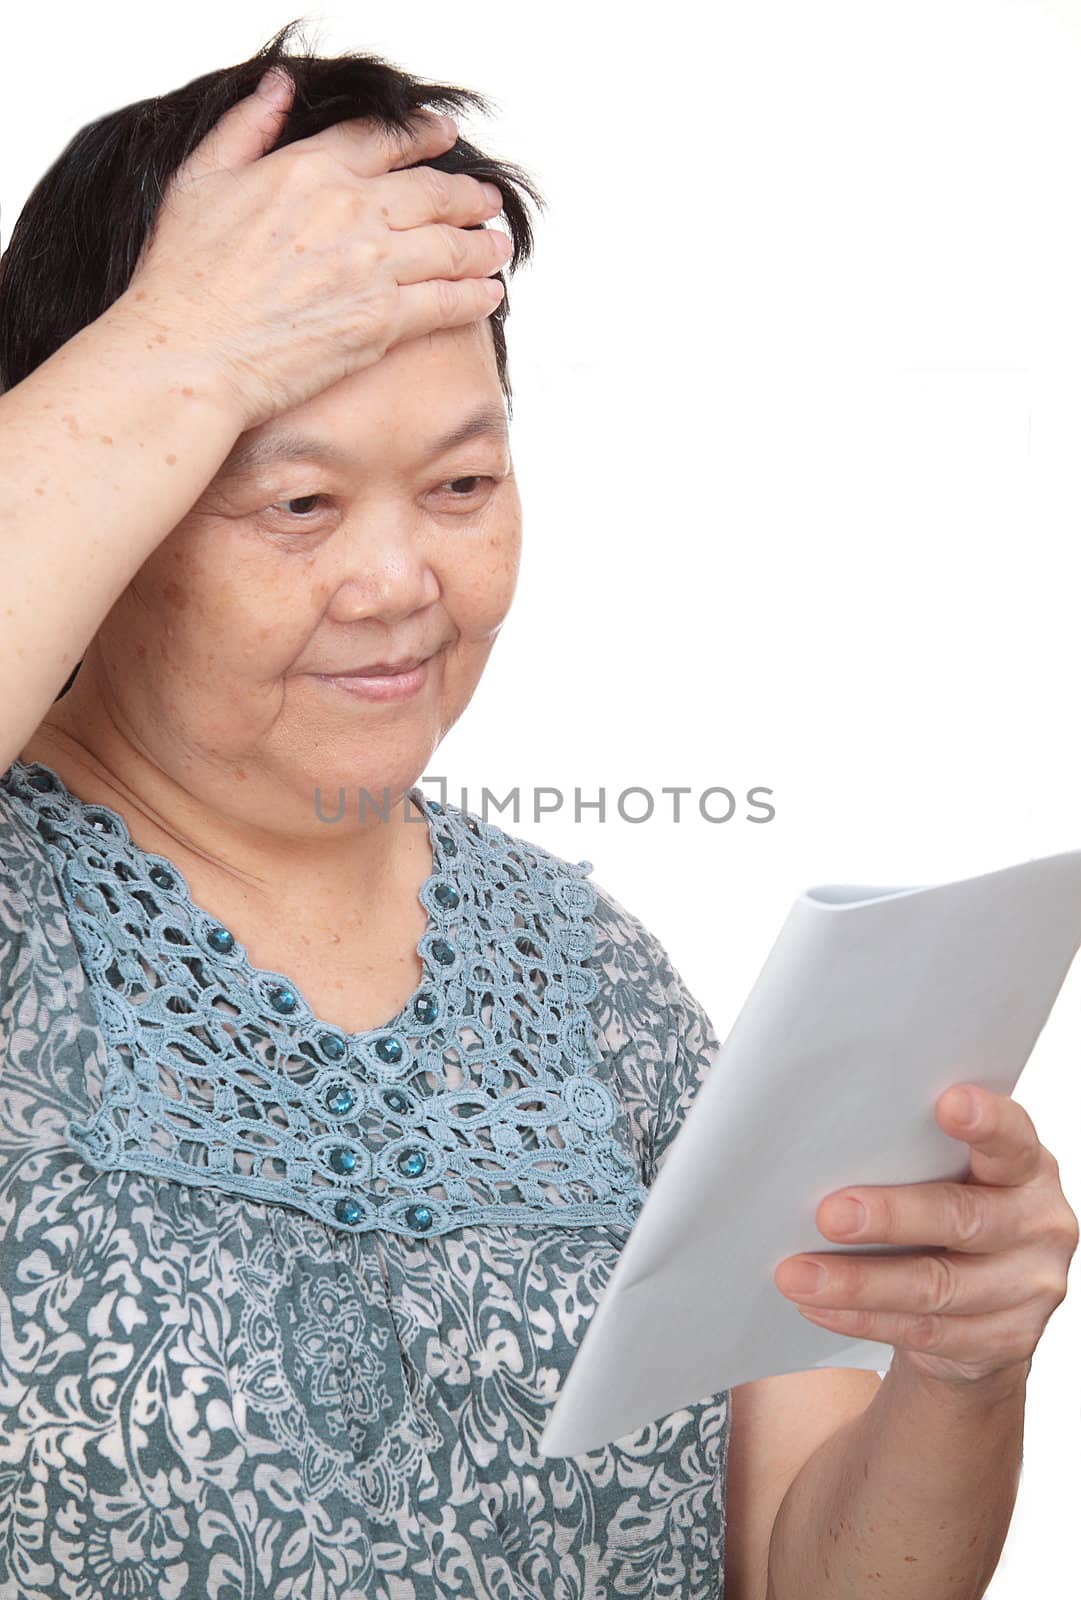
left=0, top=16, right=542, bottom=400
left=0, top=17, right=544, bottom=700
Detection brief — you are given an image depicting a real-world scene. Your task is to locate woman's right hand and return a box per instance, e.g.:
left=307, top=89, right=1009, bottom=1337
left=113, top=69, right=511, bottom=431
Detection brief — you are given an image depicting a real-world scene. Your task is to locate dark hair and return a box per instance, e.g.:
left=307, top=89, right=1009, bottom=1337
left=0, top=17, right=544, bottom=700
left=0, top=16, right=542, bottom=399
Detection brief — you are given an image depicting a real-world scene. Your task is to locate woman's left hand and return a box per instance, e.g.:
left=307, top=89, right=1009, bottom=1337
left=774, top=1084, right=1080, bottom=1387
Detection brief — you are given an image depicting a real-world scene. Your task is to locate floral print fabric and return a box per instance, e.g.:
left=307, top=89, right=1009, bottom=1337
left=0, top=767, right=729, bottom=1599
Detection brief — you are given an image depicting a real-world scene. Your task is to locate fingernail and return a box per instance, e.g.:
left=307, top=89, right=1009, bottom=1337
left=828, top=1197, right=867, bottom=1235
left=783, top=1261, right=827, bottom=1295
left=441, top=114, right=458, bottom=139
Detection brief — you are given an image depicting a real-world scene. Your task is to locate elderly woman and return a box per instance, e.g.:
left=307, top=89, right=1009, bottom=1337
left=1, top=23, right=1077, bottom=1600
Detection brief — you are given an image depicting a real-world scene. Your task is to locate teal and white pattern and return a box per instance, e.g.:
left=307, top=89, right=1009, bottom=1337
left=0, top=761, right=729, bottom=1599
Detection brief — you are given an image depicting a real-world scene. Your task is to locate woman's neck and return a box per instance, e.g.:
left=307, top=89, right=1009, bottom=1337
left=18, top=710, right=434, bottom=934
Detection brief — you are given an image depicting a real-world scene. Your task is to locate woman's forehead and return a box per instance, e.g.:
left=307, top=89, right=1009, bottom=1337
left=218, top=401, right=510, bottom=482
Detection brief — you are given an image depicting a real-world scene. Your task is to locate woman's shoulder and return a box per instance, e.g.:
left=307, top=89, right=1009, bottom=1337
left=0, top=758, right=61, bottom=914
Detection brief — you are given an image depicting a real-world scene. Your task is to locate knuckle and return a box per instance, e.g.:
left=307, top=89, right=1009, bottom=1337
left=420, top=163, right=453, bottom=212
left=439, top=221, right=469, bottom=274
left=907, top=1313, right=945, bottom=1352
left=328, top=182, right=364, bottom=220
left=1038, top=1269, right=1069, bottom=1309
left=950, top=1184, right=985, bottom=1243
left=920, top=1252, right=959, bottom=1314
left=1033, top=1195, right=1077, bottom=1248
left=1040, top=1144, right=1061, bottom=1178
left=280, top=143, right=323, bottom=182
left=351, top=233, right=386, bottom=275
left=434, top=276, right=460, bottom=318
left=840, top=1263, right=863, bottom=1303
left=873, top=1194, right=895, bottom=1238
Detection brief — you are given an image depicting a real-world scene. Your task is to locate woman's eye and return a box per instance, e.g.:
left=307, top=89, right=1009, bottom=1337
left=441, top=476, right=495, bottom=498
left=268, top=494, right=328, bottom=518
left=263, top=478, right=497, bottom=523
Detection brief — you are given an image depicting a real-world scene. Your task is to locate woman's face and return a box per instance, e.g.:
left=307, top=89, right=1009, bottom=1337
left=73, top=319, right=521, bottom=827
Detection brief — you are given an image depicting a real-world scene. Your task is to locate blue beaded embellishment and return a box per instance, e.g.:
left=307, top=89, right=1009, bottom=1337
left=325, top=1085, right=355, bottom=1117
left=413, top=993, right=438, bottom=1025
left=7, top=763, right=651, bottom=1239
left=397, top=1148, right=426, bottom=1178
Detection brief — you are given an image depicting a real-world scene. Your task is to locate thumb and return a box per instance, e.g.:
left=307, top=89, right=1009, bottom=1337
left=180, top=67, right=295, bottom=181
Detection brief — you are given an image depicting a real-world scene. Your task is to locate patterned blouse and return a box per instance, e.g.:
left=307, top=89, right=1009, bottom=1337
left=0, top=758, right=730, bottom=1600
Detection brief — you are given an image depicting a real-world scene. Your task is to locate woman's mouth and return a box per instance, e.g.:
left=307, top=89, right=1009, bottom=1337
left=311, top=654, right=433, bottom=701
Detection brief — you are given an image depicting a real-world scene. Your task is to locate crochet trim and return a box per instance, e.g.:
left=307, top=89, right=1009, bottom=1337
left=2, top=762, right=648, bottom=1238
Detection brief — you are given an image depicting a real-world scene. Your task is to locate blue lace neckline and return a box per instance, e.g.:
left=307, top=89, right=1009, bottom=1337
left=5, top=757, right=447, bottom=1049
left=2, top=757, right=648, bottom=1238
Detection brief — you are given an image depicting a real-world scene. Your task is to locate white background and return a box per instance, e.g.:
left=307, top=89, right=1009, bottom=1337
left=3, top=1, right=1079, bottom=1591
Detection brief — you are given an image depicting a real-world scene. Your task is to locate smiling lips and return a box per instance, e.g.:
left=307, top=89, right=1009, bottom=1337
left=312, top=652, right=435, bottom=702
left=327, top=654, right=430, bottom=677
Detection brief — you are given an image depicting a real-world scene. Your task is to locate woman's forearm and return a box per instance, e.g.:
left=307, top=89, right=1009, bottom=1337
left=765, top=1355, right=1029, bottom=1600
left=0, top=293, right=244, bottom=768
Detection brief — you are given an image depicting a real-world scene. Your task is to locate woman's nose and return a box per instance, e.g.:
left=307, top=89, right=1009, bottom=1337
left=323, top=538, right=439, bottom=626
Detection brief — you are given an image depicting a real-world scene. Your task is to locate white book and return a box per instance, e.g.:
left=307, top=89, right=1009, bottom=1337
left=539, top=849, right=1081, bottom=1459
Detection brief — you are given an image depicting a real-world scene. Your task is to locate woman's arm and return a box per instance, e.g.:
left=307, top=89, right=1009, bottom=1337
left=0, top=82, right=506, bottom=776
left=0, top=296, right=242, bottom=770
left=764, top=1353, right=1028, bottom=1600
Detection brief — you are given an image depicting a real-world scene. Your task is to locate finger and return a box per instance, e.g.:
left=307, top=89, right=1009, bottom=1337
left=180, top=68, right=297, bottom=182
left=394, top=276, right=506, bottom=345
left=376, top=165, right=505, bottom=232
left=793, top=1301, right=1041, bottom=1369
left=812, top=1176, right=1049, bottom=1254
left=934, top=1085, right=1047, bottom=1189
left=291, top=108, right=459, bottom=181
left=775, top=1241, right=1037, bottom=1317
left=390, top=219, right=513, bottom=289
